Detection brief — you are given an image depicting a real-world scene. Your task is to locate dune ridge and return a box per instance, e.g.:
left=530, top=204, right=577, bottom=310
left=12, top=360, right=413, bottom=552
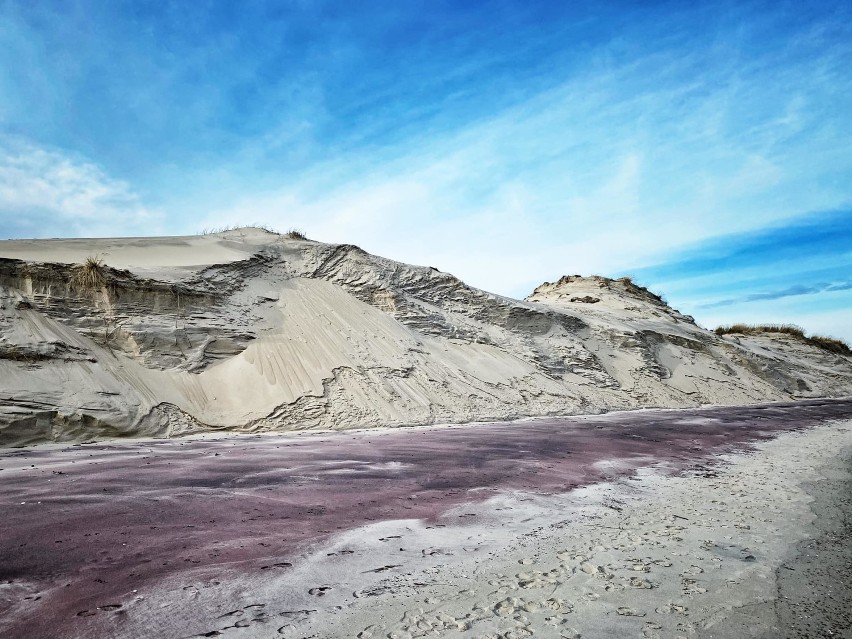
left=1, top=227, right=851, bottom=446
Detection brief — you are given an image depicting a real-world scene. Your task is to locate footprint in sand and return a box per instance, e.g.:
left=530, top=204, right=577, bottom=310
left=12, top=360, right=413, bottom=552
left=578, top=562, right=606, bottom=576
left=494, top=597, right=518, bottom=616
left=655, top=603, right=688, bottom=615
left=628, top=576, right=657, bottom=589
left=681, top=578, right=708, bottom=595
left=543, top=597, right=573, bottom=613
left=629, top=562, right=651, bottom=573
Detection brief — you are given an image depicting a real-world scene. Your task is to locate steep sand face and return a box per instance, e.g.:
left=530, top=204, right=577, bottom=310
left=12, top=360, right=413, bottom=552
left=1, top=229, right=851, bottom=445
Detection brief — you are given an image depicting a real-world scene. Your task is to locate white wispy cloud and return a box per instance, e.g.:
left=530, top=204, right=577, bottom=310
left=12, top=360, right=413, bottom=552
left=196, top=23, right=852, bottom=299
left=0, top=138, right=162, bottom=238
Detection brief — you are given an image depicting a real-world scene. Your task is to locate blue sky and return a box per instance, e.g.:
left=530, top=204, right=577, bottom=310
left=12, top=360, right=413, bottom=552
left=1, top=1, right=850, bottom=340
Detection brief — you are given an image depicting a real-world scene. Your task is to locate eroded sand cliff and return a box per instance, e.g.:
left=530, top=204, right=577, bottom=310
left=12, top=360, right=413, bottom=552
left=1, top=228, right=850, bottom=446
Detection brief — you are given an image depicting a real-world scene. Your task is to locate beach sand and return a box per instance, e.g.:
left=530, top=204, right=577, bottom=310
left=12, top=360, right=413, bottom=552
left=0, top=403, right=850, bottom=638
left=322, top=419, right=852, bottom=639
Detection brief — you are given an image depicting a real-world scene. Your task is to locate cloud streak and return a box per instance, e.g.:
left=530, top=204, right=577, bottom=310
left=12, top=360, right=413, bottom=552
left=701, top=280, right=852, bottom=308
left=0, top=138, right=162, bottom=238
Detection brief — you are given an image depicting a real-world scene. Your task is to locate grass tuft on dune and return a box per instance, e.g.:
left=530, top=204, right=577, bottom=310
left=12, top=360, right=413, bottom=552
left=715, top=324, right=851, bottom=356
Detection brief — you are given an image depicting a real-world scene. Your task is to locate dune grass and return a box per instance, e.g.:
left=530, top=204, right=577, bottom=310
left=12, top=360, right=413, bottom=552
left=616, top=275, right=667, bottom=305
left=71, top=255, right=107, bottom=291
left=197, top=224, right=310, bottom=240
left=715, top=323, right=851, bottom=356
left=283, top=228, right=307, bottom=240
left=714, top=323, right=805, bottom=338
left=199, top=223, right=281, bottom=235
left=808, top=335, right=852, bottom=355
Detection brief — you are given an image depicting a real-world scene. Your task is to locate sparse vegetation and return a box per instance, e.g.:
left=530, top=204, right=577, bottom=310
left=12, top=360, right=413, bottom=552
left=196, top=224, right=310, bottom=239
left=715, top=323, right=851, bottom=356
left=714, top=323, right=805, bottom=338
left=284, top=228, right=307, bottom=240
left=199, top=223, right=282, bottom=235
left=616, top=276, right=667, bottom=305
left=808, top=335, right=852, bottom=356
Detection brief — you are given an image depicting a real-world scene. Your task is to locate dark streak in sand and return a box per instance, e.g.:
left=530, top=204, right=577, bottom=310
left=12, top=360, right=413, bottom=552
left=1, top=398, right=851, bottom=638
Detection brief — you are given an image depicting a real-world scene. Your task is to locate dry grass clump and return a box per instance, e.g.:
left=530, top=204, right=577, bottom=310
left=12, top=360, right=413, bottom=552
left=616, top=276, right=667, bottom=305
left=809, top=335, right=852, bottom=356
left=714, top=323, right=805, bottom=338
left=284, top=228, right=307, bottom=240
left=72, top=255, right=107, bottom=291
left=715, top=323, right=851, bottom=356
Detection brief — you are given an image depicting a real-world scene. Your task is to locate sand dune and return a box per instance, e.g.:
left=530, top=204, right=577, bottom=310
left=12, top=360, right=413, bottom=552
left=1, top=227, right=851, bottom=445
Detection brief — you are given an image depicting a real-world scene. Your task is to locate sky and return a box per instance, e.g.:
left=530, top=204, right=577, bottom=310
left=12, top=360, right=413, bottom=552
left=1, top=0, right=850, bottom=341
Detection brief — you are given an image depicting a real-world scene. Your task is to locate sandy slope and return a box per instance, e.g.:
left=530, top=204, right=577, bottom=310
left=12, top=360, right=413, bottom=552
left=1, top=228, right=851, bottom=445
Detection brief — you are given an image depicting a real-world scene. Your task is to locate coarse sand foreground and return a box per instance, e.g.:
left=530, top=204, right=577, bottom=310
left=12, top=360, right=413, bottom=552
left=1, top=407, right=850, bottom=638
left=327, top=421, right=852, bottom=639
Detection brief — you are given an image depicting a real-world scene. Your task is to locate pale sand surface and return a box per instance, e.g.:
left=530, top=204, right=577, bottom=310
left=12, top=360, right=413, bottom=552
left=316, top=421, right=852, bottom=639
left=1, top=404, right=850, bottom=638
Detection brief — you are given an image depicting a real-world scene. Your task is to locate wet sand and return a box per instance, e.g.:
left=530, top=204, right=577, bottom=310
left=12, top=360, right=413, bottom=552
left=705, top=445, right=852, bottom=638
left=1, top=398, right=851, bottom=638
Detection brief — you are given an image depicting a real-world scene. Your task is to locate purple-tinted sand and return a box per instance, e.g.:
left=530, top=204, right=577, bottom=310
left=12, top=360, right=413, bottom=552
left=1, top=398, right=851, bottom=637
